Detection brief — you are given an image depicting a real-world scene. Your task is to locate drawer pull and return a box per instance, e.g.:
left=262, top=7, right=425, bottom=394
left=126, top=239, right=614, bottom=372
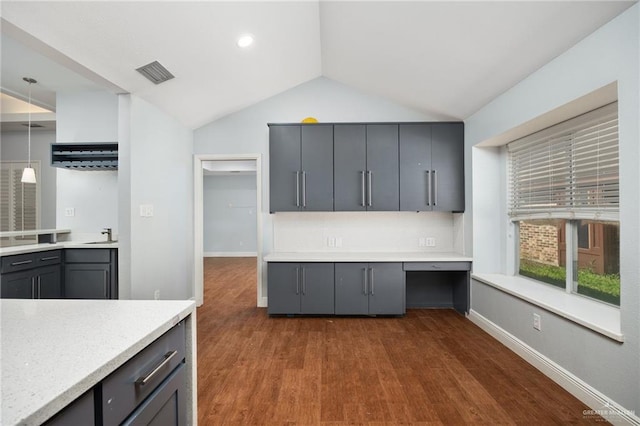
left=135, top=350, right=178, bottom=386
left=39, top=256, right=59, bottom=261
left=11, top=259, right=33, bottom=266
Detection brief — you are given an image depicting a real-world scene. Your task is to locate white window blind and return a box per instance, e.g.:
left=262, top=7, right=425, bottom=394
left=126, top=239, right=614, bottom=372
left=0, top=162, right=40, bottom=239
left=508, top=102, right=619, bottom=221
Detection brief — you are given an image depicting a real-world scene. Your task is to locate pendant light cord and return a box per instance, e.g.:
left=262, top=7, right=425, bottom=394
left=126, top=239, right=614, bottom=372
left=27, top=80, right=32, bottom=167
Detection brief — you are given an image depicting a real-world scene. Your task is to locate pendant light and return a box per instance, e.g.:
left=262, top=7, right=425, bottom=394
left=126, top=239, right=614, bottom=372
left=21, top=77, right=37, bottom=184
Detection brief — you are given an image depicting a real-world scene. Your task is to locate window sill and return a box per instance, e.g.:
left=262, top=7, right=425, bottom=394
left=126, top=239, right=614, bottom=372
left=471, top=273, right=623, bottom=342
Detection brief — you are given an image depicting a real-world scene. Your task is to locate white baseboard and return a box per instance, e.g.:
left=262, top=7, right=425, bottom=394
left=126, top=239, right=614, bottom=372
left=204, top=251, right=257, bottom=258
left=468, top=310, right=639, bottom=426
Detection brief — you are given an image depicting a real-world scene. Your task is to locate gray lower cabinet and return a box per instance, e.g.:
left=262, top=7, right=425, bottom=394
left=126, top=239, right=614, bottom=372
left=0, top=250, right=62, bottom=299
left=334, top=124, right=399, bottom=211
left=64, top=249, right=118, bottom=299
left=44, top=389, right=95, bottom=426
left=399, top=122, right=464, bottom=212
left=334, top=263, right=405, bottom=315
left=267, top=262, right=334, bottom=314
left=44, top=321, right=187, bottom=426
left=269, top=124, right=334, bottom=212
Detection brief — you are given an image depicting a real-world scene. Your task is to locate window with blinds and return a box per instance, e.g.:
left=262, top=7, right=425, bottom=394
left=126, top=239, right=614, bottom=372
left=0, top=162, right=40, bottom=243
left=508, top=102, right=619, bottom=221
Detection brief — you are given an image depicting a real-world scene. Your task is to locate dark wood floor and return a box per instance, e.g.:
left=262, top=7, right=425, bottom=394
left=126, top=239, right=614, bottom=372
left=196, top=257, right=604, bottom=425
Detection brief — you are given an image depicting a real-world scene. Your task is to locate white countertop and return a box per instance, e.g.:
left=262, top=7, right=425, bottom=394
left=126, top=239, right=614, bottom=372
left=0, top=299, right=195, bottom=426
left=0, top=229, right=70, bottom=238
left=264, top=251, right=472, bottom=262
left=0, top=241, right=118, bottom=256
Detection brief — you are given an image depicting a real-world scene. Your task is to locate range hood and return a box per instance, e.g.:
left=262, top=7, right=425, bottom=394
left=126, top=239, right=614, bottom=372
left=51, top=143, right=118, bottom=170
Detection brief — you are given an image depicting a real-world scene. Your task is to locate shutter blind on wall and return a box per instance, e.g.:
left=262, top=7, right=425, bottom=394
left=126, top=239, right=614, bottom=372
left=508, top=102, right=619, bottom=221
left=0, top=162, right=40, bottom=242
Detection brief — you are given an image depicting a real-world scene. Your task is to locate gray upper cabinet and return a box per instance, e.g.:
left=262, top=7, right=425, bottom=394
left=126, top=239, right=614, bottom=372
left=335, top=262, right=405, bottom=315
left=399, top=122, right=464, bottom=212
left=334, top=124, right=399, bottom=211
left=269, top=124, right=334, bottom=212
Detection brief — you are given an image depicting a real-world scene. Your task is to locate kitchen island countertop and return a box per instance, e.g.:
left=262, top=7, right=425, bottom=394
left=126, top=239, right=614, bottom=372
left=0, top=299, right=196, bottom=426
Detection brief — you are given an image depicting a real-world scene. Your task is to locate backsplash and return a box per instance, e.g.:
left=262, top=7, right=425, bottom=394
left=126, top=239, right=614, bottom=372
left=272, top=211, right=460, bottom=252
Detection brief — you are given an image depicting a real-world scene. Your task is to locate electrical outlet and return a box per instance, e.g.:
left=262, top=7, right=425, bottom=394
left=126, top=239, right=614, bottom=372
left=533, top=313, right=541, bottom=331
left=419, top=237, right=426, bottom=247
left=140, top=204, right=154, bottom=217
left=65, top=207, right=75, bottom=217
left=335, top=237, right=342, bottom=248
left=327, top=237, right=335, bottom=248
left=425, top=237, right=436, bottom=247
left=154, top=290, right=160, bottom=300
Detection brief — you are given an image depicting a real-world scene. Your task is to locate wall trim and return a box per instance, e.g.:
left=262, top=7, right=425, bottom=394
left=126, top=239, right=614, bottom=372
left=468, top=310, right=639, bottom=426
left=204, top=251, right=257, bottom=258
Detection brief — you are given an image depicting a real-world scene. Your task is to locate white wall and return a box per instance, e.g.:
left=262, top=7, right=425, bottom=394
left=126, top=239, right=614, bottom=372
left=55, top=90, right=118, bottom=240
left=203, top=173, right=257, bottom=255
left=0, top=129, right=57, bottom=228
left=466, top=5, right=639, bottom=414
left=119, top=95, right=193, bottom=300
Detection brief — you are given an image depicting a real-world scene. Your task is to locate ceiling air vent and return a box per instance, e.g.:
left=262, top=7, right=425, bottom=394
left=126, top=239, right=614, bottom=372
left=135, top=61, right=174, bottom=84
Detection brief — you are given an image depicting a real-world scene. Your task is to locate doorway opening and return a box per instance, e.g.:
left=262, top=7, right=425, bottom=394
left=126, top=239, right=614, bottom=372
left=193, top=154, right=263, bottom=307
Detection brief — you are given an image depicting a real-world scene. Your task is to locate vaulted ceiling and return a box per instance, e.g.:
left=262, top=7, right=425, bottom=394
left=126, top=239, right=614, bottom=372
left=1, top=1, right=636, bottom=129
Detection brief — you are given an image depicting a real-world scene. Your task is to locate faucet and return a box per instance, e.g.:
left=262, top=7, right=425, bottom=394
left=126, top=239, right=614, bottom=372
left=101, top=227, right=113, bottom=242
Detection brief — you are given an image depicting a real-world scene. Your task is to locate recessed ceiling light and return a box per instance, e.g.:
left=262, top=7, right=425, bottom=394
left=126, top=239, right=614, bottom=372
left=237, top=34, right=254, bottom=48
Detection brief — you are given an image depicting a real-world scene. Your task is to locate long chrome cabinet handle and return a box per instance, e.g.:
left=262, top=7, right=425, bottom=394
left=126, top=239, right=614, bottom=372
left=11, top=260, right=33, bottom=266
left=433, top=170, right=438, bottom=207
left=135, top=350, right=178, bottom=386
left=295, top=171, right=300, bottom=207
left=301, top=171, right=307, bottom=208
left=295, top=267, right=300, bottom=295
left=301, top=267, right=306, bottom=295
left=362, top=268, right=367, bottom=295
left=369, top=268, right=374, bottom=295
left=39, top=256, right=59, bottom=262
left=367, top=171, right=372, bottom=207
left=426, top=170, right=432, bottom=206
left=360, top=171, right=366, bottom=207
left=37, top=276, right=41, bottom=298
left=31, top=277, right=37, bottom=299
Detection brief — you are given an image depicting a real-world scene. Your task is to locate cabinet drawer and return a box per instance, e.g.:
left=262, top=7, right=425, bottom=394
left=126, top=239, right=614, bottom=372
left=65, top=249, right=111, bottom=263
left=1, top=253, right=35, bottom=273
left=35, top=250, right=62, bottom=267
left=102, top=322, right=186, bottom=426
left=403, top=262, right=471, bottom=271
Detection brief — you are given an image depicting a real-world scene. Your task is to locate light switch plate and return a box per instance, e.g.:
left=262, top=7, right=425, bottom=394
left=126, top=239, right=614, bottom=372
left=65, top=207, right=75, bottom=217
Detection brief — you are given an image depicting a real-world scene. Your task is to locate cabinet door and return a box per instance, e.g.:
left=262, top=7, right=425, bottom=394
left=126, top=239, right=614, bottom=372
left=299, top=263, right=334, bottom=314
left=37, top=265, right=62, bottom=299
left=431, top=123, right=465, bottom=212
left=121, top=364, right=186, bottom=426
left=335, top=263, right=369, bottom=315
left=334, top=125, right=367, bottom=211
left=366, top=124, right=399, bottom=211
left=368, top=263, right=405, bottom=315
left=269, top=125, right=302, bottom=212
left=0, top=270, right=34, bottom=298
left=267, top=263, right=301, bottom=314
left=399, top=124, right=432, bottom=211
left=301, top=125, right=334, bottom=211
left=65, top=263, right=111, bottom=299
left=44, top=389, right=95, bottom=426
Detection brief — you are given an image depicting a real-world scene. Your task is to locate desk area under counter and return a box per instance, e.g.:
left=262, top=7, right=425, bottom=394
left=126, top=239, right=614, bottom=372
left=264, top=252, right=472, bottom=316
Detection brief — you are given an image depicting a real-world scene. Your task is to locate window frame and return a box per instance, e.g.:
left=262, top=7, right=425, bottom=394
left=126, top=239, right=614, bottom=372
left=0, top=161, right=41, bottom=245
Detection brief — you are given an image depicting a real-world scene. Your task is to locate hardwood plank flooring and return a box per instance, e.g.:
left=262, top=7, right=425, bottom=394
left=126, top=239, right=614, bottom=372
left=197, top=257, right=605, bottom=425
